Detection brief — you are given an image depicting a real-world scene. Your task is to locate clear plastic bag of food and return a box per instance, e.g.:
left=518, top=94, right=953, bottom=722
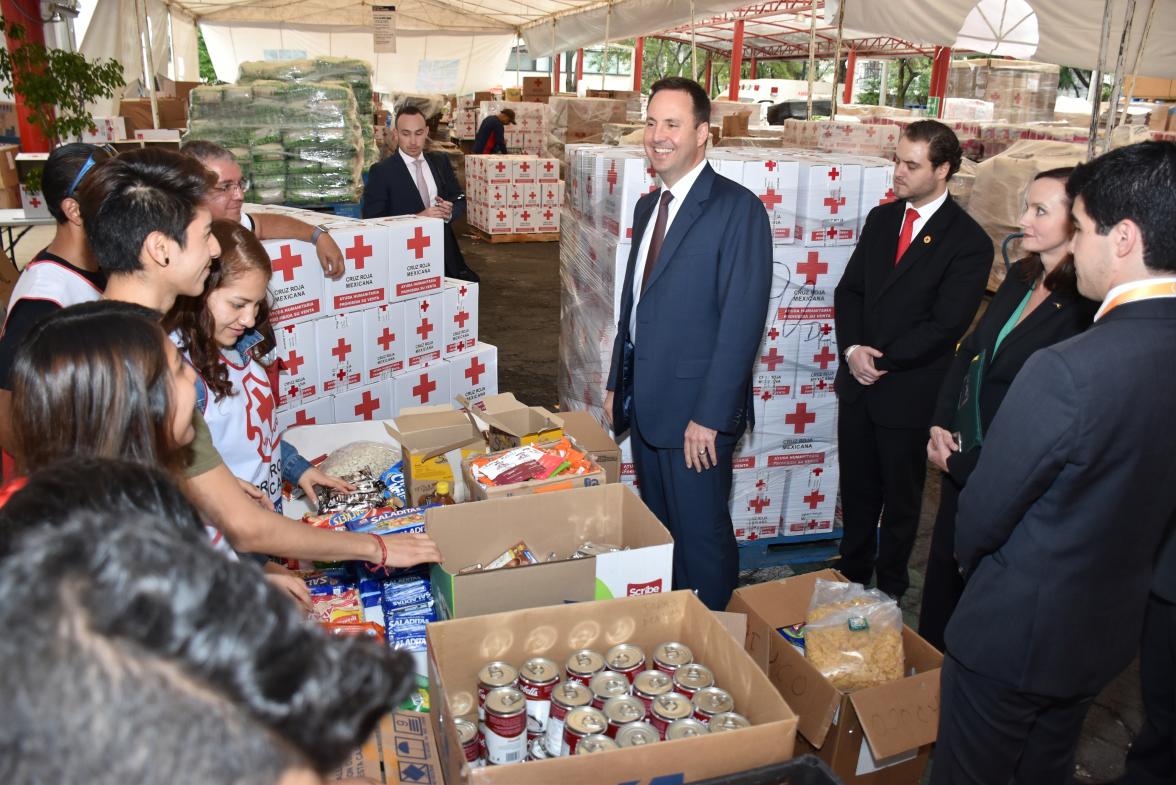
left=319, top=440, right=400, bottom=479
left=804, top=579, right=904, bottom=691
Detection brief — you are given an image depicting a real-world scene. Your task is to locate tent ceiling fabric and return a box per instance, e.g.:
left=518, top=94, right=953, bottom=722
left=844, top=0, right=1176, bottom=78
left=177, top=0, right=597, bottom=29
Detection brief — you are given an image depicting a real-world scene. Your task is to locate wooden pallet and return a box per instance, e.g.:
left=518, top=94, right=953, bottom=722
left=469, top=227, right=560, bottom=244
left=738, top=530, right=842, bottom=571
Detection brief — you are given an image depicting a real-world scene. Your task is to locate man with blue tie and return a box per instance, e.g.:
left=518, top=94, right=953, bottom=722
left=604, top=77, right=772, bottom=610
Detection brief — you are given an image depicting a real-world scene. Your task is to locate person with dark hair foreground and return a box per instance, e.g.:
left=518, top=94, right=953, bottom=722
left=917, top=167, right=1097, bottom=651
left=605, top=76, right=771, bottom=610
left=362, top=105, right=478, bottom=282
left=931, top=141, right=1176, bottom=784
left=0, top=496, right=413, bottom=785
left=0, top=142, right=113, bottom=454
left=833, top=119, right=992, bottom=602
left=181, top=139, right=344, bottom=279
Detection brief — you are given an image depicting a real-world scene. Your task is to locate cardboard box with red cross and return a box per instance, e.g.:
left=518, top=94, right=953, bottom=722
left=274, top=320, right=320, bottom=410
left=372, top=215, right=444, bottom=302
left=601, top=151, right=660, bottom=242
left=441, top=278, right=478, bottom=357
left=333, top=380, right=395, bottom=425
left=740, top=156, right=800, bottom=245
left=81, top=117, right=127, bottom=144
left=362, top=301, right=408, bottom=383
left=319, top=218, right=392, bottom=316
left=275, top=396, right=334, bottom=434
left=392, top=363, right=452, bottom=410
left=263, top=239, right=326, bottom=326
left=404, top=292, right=443, bottom=369
left=780, top=460, right=839, bottom=537
left=448, top=342, right=499, bottom=404
left=795, top=157, right=863, bottom=247
left=730, top=470, right=785, bottom=543
left=315, top=312, right=365, bottom=395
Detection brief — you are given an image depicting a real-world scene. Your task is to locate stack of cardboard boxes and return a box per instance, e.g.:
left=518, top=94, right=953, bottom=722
left=476, top=101, right=547, bottom=155
left=254, top=205, right=498, bottom=433
left=544, top=95, right=628, bottom=160
left=948, top=58, right=1060, bottom=124
left=559, top=145, right=897, bottom=544
left=466, top=154, right=563, bottom=236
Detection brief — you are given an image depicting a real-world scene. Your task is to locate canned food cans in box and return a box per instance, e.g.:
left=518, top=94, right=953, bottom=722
left=616, top=720, right=660, bottom=748
left=545, top=680, right=592, bottom=757
left=483, top=686, right=527, bottom=765
left=672, top=663, right=715, bottom=698
left=519, top=656, right=560, bottom=737
left=565, top=648, right=606, bottom=684
left=649, top=691, right=694, bottom=739
left=589, top=670, right=631, bottom=709
left=477, top=660, right=518, bottom=721
left=692, top=686, right=735, bottom=723
left=602, top=694, right=646, bottom=737
left=605, top=643, right=646, bottom=682
left=575, top=733, right=620, bottom=755
left=455, top=717, right=484, bottom=768
left=562, top=706, right=608, bottom=756
left=666, top=717, right=710, bottom=740
left=652, top=641, right=694, bottom=673
left=708, top=711, right=752, bottom=734
left=633, top=669, right=674, bottom=712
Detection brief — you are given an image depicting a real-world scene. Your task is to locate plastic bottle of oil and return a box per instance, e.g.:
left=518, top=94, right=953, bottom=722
left=422, top=481, right=456, bottom=506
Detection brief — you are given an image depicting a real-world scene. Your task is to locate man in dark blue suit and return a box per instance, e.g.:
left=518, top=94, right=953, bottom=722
left=362, top=106, right=478, bottom=282
left=932, top=141, right=1176, bottom=785
left=604, top=77, right=772, bottom=610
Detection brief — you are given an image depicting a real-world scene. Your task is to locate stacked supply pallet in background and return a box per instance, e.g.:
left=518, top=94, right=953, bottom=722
left=544, top=96, right=628, bottom=161
left=256, top=205, right=498, bottom=434
left=476, top=100, right=546, bottom=154
left=451, top=95, right=479, bottom=140
left=466, top=154, right=563, bottom=238
left=558, top=145, right=897, bottom=550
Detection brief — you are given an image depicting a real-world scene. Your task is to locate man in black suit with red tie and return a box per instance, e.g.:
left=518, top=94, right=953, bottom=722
left=833, top=120, right=992, bottom=601
left=362, top=106, right=479, bottom=282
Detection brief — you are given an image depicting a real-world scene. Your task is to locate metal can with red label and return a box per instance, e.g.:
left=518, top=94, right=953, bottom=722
left=483, top=686, right=527, bottom=765
left=692, top=686, right=736, bottom=724
left=589, top=670, right=631, bottom=709
left=666, top=717, right=710, bottom=740
left=564, top=649, right=606, bottom=685
left=575, top=734, right=620, bottom=755
left=633, top=669, right=674, bottom=713
left=477, top=661, right=518, bottom=721
left=671, top=663, right=715, bottom=698
left=649, top=691, right=694, bottom=739
left=615, top=720, right=661, bottom=748
left=561, top=706, right=608, bottom=756
left=518, top=656, right=560, bottom=739
left=652, top=641, right=694, bottom=674
left=602, top=694, right=646, bottom=738
left=708, top=711, right=752, bottom=734
left=605, top=643, right=646, bottom=683
left=454, top=717, right=484, bottom=769
left=544, top=679, right=592, bottom=757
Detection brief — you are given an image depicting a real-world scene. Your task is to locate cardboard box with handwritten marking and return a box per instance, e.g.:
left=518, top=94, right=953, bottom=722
left=727, top=569, right=942, bottom=785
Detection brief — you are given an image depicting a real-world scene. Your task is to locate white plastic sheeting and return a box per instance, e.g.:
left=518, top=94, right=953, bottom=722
left=199, top=23, right=516, bottom=95
left=844, top=0, right=1176, bottom=78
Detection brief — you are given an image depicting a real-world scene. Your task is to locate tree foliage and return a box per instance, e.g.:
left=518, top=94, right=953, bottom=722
left=0, top=20, right=125, bottom=145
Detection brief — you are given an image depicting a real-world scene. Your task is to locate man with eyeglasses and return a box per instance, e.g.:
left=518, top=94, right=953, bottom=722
left=0, top=143, right=114, bottom=455
left=181, top=141, right=344, bottom=280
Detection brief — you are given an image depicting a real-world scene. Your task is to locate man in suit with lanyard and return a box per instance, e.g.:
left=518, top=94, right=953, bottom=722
left=604, top=77, right=771, bottom=611
left=932, top=141, right=1176, bottom=784
left=833, top=120, right=992, bottom=601
left=362, top=106, right=478, bottom=282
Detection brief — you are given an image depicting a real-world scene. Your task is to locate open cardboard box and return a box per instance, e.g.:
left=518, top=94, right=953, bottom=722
left=727, top=569, right=943, bottom=785
left=558, top=409, right=621, bottom=484
left=428, top=590, right=798, bottom=785
left=385, top=404, right=488, bottom=505
left=460, top=392, right=564, bottom=450
left=330, top=710, right=441, bottom=783
left=461, top=435, right=605, bottom=501
left=427, top=483, right=672, bottom=619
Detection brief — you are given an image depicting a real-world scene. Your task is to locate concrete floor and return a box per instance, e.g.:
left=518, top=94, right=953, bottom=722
left=457, top=221, right=1143, bottom=785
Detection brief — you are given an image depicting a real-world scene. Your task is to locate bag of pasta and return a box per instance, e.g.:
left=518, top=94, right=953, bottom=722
left=804, top=578, right=904, bottom=691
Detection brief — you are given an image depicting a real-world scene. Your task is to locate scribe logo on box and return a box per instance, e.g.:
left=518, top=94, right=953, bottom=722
left=627, top=579, right=663, bottom=596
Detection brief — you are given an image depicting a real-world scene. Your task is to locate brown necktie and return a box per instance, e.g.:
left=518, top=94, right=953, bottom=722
left=641, top=190, right=674, bottom=292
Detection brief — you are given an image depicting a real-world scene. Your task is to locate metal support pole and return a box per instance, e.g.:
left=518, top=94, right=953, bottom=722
left=806, top=0, right=817, bottom=119
left=842, top=50, right=858, bottom=104
left=1103, top=0, right=1139, bottom=153
left=633, top=36, right=644, bottom=92
left=831, top=0, right=847, bottom=119
left=576, top=47, right=585, bottom=88
left=728, top=19, right=745, bottom=101
left=1087, top=0, right=1115, bottom=160
left=690, top=0, right=698, bottom=82
left=879, top=59, right=890, bottom=106
left=704, top=56, right=713, bottom=95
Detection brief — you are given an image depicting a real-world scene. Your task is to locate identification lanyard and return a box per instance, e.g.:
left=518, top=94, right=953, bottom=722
left=1096, top=281, right=1176, bottom=321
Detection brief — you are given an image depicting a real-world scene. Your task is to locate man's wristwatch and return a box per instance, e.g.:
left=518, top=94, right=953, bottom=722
left=310, top=224, right=329, bottom=244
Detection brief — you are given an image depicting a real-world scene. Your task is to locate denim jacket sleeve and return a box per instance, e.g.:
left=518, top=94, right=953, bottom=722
left=280, top=440, right=313, bottom=486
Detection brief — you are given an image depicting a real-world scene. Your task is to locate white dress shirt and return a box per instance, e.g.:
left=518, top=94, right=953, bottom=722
left=904, top=187, right=949, bottom=241
left=630, top=157, right=709, bottom=340
left=1094, top=276, right=1176, bottom=322
left=399, top=148, right=437, bottom=207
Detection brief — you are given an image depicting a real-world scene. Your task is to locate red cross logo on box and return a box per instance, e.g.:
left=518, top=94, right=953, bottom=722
left=496, top=210, right=507, bottom=222
left=543, top=209, right=554, bottom=221
left=519, top=161, right=530, bottom=173
left=823, top=195, right=846, bottom=215
left=606, top=163, right=618, bottom=194
left=495, top=161, right=507, bottom=173
left=377, top=328, right=396, bottom=351
left=748, top=495, right=770, bottom=514
left=812, top=346, right=836, bottom=369
left=543, top=160, right=555, bottom=174
left=761, top=347, right=783, bottom=371
left=28, top=196, right=41, bottom=208
left=345, top=234, right=373, bottom=270
left=820, top=323, right=832, bottom=336
left=804, top=489, right=826, bottom=509
left=764, top=160, right=777, bottom=171
left=520, top=210, right=531, bottom=222
left=283, top=350, right=305, bottom=376
left=416, top=317, right=434, bottom=341
left=880, top=187, right=896, bottom=205
left=293, top=409, right=316, bottom=426
left=331, top=338, right=352, bottom=363
left=406, top=226, right=431, bottom=259
left=767, top=327, right=780, bottom=340
left=412, top=373, right=437, bottom=403
left=272, top=244, right=303, bottom=282
left=759, top=188, right=783, bottom=210
left=465, top=356, right=486, bottom=384
left=354, top=391, right=380, bottom=420
left=796, top=251, right=828, bottom=285
left=826, top=167, right=840, bottom=181
left=459, top=286, right=468, bottom=297
left=785, top=402, right=817, bottom=433
left=454, top=309, right=470, bottom=328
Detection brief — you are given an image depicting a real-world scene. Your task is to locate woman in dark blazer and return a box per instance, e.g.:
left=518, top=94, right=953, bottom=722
left=918, top=168, right=1098, bottom=651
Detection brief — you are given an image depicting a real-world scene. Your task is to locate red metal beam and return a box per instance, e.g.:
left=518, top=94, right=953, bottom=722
left=554, top=50, right=561, bottom=91
left=576, top=47, right=585, bottom=84
left=749, top=54, right=758, bottom=80
left=704, top=56, right=714, bottom=95
left=0, top=0, right=53, bottom=152
left=843, top=48, right=857, bottom=103
left=728, top=19, right=745, bottom=101
left=930, top=46, right=952, bottom=117
left=633, top=37, right=644, bottom=91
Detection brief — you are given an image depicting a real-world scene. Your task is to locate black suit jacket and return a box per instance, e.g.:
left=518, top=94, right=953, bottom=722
left=362, top=151, right=467, bottom=270
left=932, top=259, right=1097, bottom=485
left=834, top=196, right=992, bottom=428
left=606, top=164, right=773, bottom=447
left=948, top=297, right=1176, bottom=697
